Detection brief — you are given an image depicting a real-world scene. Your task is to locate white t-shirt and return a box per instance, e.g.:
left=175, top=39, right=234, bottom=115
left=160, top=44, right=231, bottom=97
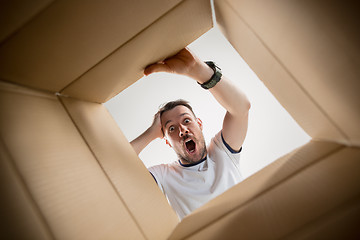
left=149, top=131, right=243, bottom=220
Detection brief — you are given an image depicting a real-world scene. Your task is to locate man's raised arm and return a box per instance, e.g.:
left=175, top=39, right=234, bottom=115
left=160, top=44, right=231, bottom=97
left=130, top=113, right=162, bottom=155
left=143, top=48, right=250, bottom=152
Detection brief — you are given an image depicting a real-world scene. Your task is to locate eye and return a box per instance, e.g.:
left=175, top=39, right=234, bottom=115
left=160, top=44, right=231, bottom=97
left=184, top=118, right=191, bottom=124
left=169, top=126, right=175, bottom=132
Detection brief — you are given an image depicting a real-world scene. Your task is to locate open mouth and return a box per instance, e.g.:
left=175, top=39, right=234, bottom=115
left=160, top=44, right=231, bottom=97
left=185, top=139, right=196, bottom=153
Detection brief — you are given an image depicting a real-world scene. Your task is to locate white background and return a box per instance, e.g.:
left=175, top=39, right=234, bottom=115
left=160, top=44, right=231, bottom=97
left=105, top=26, right=310, bottom=178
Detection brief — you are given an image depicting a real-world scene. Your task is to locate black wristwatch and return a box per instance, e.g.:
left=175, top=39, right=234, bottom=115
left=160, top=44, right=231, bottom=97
left=198, top=61, right=222, bottom=90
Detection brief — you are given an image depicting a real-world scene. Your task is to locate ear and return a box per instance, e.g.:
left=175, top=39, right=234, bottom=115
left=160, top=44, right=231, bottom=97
left=165, top=138, right=172, bottom=148
left=197, top=118, right=203, bottom=130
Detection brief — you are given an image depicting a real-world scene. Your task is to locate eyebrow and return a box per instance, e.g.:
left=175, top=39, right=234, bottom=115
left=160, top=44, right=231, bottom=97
left=164, top=113, right=192, bottom=129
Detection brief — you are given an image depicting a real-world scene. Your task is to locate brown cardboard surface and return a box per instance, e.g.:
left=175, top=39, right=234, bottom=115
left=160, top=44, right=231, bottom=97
left=214, top=0, right=360, bottom=146
left=169, top=141, right=360, bottom=239
left=2, top=0, right=360, bottom=239
left=0, top=0, right=53, bottom=43
left=0, top=0, right=182, bottom=93
left=0, top=138, right=52, bottom=240
left=61, top=0, right=213, bottom=103
left=0, top=82, right=146, bottom=239
left=285, top=197, right=360, bottom=239
left=0, top=1, right=213, bottom=238
left=172, top=140, right=341, bottom=231
left=60, top=96, right=179, bottom=240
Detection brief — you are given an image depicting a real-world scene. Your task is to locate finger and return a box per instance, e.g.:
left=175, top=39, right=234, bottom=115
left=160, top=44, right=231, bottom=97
left=144, top=63, right=171, bottom=75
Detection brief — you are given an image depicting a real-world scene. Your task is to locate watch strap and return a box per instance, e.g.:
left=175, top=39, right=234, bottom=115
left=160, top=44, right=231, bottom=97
left=198, top=61, right=222, bottom=90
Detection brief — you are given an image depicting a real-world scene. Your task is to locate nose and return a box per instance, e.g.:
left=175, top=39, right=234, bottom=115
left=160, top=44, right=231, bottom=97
left=179, top=125, right=189, bottom=137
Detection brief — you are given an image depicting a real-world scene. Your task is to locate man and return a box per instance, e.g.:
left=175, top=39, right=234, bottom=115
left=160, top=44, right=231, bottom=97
left=131, top=48, right=250, bottom=220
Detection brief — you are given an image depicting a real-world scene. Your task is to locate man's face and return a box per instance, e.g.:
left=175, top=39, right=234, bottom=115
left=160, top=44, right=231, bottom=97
left=161, top=105, right=207, bottom=165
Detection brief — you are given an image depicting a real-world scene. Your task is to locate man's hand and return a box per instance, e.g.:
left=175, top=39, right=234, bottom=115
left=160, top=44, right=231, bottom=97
left=149, top=112, right=163, bottom=140
left=144, top=48, right=195, bottom=76
left=144, top=48, right=213, bottom=83
left=130, top=112, right=163, bottom=155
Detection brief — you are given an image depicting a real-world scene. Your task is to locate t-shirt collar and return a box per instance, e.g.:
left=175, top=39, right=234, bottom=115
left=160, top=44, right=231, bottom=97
left=178, top=156, right=207, bottom=167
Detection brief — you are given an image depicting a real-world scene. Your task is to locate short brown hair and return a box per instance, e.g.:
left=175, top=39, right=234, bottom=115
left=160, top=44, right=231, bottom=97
left=158, top=99, right=196, bottom=118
